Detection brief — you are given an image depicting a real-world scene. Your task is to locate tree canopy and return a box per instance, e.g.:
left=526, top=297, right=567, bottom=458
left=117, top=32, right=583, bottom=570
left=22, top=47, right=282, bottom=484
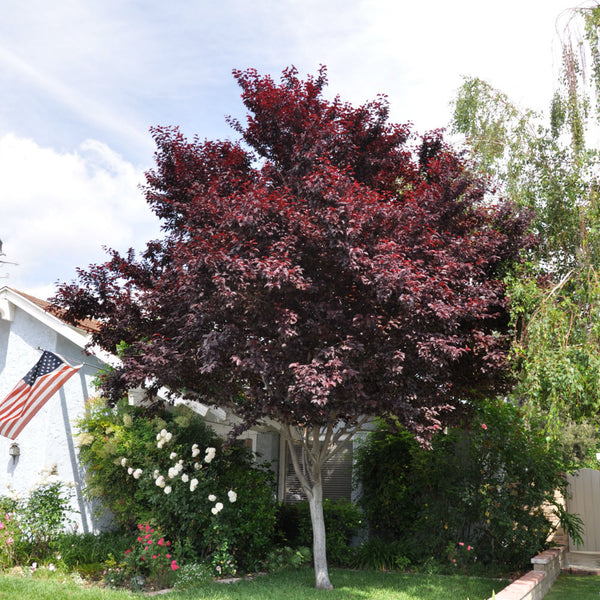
left=54, top=66, right=530, bottom=588
left=450, top=4, right=600, bottom=450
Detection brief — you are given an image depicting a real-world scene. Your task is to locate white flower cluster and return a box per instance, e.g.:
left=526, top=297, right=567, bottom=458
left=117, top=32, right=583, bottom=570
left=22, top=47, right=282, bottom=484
left=5, top=482, right=21, bottom=501
left=119, top=456, right=142, bottom=480
left=121, top=433, right=225, bottom=499
left=156, top=428, right=173, bottom=449
left=149, top=439, right=214, bottom=493
left=74, top=432, right=94, bottom=447
left=31, top=464, right=66, bottom=492
left=208, top=489, right=237, bottom=514
left=168, top=460, right=184, bottom=479
left=122, top=460, right=143, bottom=480
left=204, top=447, right=216, bottom=463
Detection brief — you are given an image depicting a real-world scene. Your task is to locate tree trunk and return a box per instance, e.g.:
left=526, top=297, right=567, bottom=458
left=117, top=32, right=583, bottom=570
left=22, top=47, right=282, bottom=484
left=283, top=429, right=334, bottom=589
left=307, top=478, right=333, bottom=590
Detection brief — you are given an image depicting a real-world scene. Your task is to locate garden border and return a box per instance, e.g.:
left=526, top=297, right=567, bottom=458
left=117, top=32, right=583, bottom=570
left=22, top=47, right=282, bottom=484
left=488, top=546, right=565, bottom=600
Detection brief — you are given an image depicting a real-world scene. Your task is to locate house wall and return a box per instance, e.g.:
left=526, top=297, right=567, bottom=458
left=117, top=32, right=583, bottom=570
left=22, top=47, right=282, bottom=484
left=0, top=302, right=107, bottom=533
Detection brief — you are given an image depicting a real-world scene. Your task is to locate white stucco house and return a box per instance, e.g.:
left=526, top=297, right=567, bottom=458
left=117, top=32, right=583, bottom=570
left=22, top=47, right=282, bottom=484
left=0, top=286, right=356, bottom=532
left=0, top=286, right=109, bottom=532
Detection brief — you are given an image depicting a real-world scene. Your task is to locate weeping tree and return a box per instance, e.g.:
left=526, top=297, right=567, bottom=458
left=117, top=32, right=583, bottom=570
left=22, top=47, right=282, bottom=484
left=450, top=3, right=600, bottom=450
left=53, top=66, right=529, bottom=588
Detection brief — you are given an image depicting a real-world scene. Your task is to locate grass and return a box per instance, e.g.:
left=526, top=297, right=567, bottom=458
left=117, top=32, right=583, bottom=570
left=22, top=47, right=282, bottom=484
left=544, top=573, right=600, bottom=599
left=0, top=567, right=508, bottom=600
left=0, top=574, right=137, bottom=600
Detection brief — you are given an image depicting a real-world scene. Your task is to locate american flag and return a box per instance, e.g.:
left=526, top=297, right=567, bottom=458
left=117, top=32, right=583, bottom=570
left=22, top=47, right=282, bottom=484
left=0, top=351, right=82, bottom=440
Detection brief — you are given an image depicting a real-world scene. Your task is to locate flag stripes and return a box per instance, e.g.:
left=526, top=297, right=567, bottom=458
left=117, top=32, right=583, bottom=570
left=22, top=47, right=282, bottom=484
left=0, top=351, right=82, bottom=440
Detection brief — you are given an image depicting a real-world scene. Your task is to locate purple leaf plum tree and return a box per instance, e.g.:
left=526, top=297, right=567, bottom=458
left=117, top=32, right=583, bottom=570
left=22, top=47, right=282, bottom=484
left=53, top=66, right=530, bottom=589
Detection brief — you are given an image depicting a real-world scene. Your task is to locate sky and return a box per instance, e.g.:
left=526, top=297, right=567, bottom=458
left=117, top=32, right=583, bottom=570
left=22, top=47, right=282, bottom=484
left=0, top=0, right=586, bottom=299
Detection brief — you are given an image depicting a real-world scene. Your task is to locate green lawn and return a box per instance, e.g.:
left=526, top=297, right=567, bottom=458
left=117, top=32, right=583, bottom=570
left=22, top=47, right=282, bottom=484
left=544, top=573, right=600, bottom=599
left=0, top=568, right=508, bottom=600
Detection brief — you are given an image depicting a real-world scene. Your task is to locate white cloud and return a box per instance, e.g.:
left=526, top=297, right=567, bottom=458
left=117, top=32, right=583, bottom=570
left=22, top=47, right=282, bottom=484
left=0, top=44, right=154, bottom=158
left=0, top=133, right=161, bottom=298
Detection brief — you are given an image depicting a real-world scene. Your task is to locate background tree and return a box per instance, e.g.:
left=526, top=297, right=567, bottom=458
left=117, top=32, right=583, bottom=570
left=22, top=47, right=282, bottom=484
left=450, top=3, right=600, bottom=452
left=54, top=66, right=529, bottom=589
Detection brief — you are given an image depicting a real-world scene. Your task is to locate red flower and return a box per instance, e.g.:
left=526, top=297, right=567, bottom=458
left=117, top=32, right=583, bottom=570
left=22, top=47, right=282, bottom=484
left=481, top=423, right=487, bottom=430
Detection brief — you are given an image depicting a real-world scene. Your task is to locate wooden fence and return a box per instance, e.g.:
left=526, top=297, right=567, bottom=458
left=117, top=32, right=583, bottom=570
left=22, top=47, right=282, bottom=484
left=566, top=468, right=600, bottom=551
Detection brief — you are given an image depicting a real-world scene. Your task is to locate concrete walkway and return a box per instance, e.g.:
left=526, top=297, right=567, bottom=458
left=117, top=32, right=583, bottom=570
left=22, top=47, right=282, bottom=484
left=564, top=551, right=600, bottom=575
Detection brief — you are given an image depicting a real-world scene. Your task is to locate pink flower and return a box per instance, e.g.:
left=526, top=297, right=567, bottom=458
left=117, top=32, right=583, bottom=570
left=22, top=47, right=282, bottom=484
left=468, top=546, right=473, bottom=551
left=166, top=554, right=171, bottom=559
left=481, top=423, right=487, bottom=430
left=125, top=549, right=131, bottom=555
left=0, top=523, right=5, bottom=530
left=171, top=560, right=179, bottom=571
left=152, top=555, right=157, bottom=559
left=458, top=542, right=464, bottom=546
left=137, top=536, right=142, bottom=542
left=158, top=538, right=165, bottom=546
left=145, top=533, right=151, bottom=539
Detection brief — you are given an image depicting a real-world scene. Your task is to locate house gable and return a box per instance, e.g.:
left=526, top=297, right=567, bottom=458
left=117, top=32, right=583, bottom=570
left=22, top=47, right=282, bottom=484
left=0, top=286, right=110, bottom=533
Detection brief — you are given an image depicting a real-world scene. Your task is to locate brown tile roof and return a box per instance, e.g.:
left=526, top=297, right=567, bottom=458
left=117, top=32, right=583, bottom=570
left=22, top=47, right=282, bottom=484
left=9, top=288, right=102, bottom=334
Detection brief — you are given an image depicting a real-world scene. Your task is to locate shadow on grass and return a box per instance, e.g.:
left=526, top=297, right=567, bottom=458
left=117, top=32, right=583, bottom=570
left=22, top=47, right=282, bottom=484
left=0, top=567, right=508, bottom=600
left=166, top=568, right=508, bottom=600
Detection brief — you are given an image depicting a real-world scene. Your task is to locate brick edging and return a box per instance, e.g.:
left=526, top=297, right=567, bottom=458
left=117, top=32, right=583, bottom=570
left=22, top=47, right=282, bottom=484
left=488, top=546, right=565, bottom=600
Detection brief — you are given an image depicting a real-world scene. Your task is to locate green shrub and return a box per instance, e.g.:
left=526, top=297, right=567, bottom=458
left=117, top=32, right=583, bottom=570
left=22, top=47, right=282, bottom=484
left=0, top=467, right=76, bottom=568
left=0, top=496, right=28, bottom=568
left=353, top=425, right=420, bottom=542
left=355, top=400, right=578, bottom=571
left=20, top=467, right=75, bottom=558
left=76, top=398, right=277, bottom=572
left=54, top=530, right=135, bottom=570
left=264, top=545, right=311, bottom=572
left=352, top=537, right=410, bottom=571
left=274, top=499, right=362, bottom=566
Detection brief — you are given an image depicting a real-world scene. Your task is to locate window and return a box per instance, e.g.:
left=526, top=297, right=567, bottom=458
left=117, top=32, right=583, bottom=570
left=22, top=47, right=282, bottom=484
left=283, top=442, right=353, bottom=503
